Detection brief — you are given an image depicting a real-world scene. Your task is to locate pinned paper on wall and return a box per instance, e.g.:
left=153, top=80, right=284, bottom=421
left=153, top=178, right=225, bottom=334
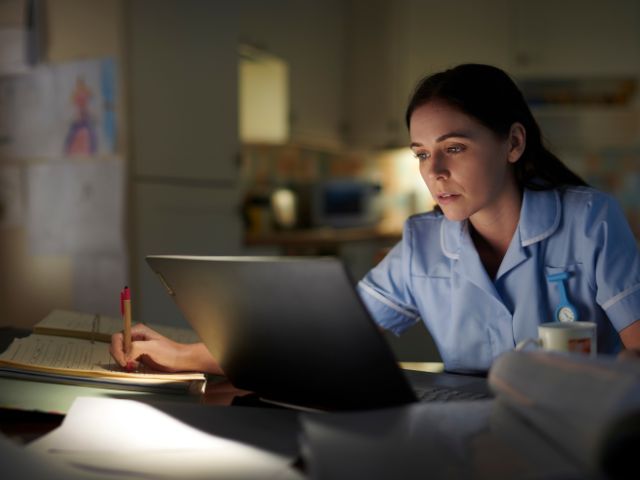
left=0, top=57, right=116, bottom=159
left=0, top=164, right=24, bottom=228
left=26, top=158, right=124, bottom=255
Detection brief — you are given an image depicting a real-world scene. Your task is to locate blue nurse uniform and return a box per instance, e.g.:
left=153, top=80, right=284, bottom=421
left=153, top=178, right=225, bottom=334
left=358, top=187, right=640, bottom=372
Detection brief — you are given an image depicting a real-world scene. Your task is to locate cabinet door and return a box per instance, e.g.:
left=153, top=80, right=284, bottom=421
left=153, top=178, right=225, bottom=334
left=512, top=0, right=640, bottom=77
left=133, top=183, right=242, bottom=327
left=345, top=0, right=409, bottom=148
left=347, top=0, right=512, bottom=148
left=405, top=0, right=512, bottom=76
left=128, top=0, right=238, bottom=181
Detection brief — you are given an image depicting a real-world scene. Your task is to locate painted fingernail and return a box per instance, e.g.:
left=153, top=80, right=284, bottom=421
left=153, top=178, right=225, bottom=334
left=125, top=361, right=135, bottom=372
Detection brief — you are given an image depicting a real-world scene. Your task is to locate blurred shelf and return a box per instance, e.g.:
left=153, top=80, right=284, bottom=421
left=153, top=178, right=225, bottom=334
left=244, top=226, right=401, bottom=249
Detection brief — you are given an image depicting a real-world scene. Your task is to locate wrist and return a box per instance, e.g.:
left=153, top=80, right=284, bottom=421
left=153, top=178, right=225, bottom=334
left=181, top=342, right=223, bottom=375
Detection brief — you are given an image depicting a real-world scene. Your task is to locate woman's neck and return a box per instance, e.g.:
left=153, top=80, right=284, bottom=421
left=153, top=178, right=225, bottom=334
left=469, top=186, right=522, bottom=278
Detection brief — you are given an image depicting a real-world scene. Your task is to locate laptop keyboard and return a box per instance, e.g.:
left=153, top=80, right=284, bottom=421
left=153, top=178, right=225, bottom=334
left=414, top=386, right=490, bottom=402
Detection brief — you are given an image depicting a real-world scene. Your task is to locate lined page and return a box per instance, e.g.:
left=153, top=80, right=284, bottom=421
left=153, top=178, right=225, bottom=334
left=0, top=334, right=203, bottom=382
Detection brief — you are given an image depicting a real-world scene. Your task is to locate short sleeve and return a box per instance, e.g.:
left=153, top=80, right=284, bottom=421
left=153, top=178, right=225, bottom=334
left=357, top=227, right=420, bottom=335
left=587, top=193, right=640, bottom=331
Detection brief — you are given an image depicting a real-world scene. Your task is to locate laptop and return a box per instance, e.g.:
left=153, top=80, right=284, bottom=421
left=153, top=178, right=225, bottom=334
left=145, top=255, right=491, bottom=411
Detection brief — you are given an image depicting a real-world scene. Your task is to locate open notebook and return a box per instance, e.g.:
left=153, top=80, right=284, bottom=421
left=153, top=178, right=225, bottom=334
left=0, top=310, right=204, bottom=393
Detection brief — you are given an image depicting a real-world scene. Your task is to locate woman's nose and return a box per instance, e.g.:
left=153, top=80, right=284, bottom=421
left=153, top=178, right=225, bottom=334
left=424, top=152, right=449, bottom=180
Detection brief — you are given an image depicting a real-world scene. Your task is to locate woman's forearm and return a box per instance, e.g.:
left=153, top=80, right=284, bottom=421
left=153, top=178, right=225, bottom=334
left=179, top=342, right=224, bottom=375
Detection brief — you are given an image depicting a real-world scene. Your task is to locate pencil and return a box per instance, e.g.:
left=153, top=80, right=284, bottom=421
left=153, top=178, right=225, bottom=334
left=122, top=286, right=132, bottom=355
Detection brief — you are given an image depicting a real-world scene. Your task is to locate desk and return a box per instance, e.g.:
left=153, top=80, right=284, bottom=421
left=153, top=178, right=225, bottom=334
left=0, top=327, right=444, bottom=444
left=0, top=327, right=253, bottom=445
left=0, top=408, right=63, bottom=445
left=1, top=393, right=589, bottom=480
left=0, top=375, right=254, bottom=441
left=0, top=328, right=607, bottom=480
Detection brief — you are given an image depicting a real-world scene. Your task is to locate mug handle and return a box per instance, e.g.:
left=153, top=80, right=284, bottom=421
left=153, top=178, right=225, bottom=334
left=515, top=338, right=542, bottom=351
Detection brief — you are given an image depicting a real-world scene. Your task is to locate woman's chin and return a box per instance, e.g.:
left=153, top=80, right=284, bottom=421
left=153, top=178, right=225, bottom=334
left=440, top=207, right=469, bottom=222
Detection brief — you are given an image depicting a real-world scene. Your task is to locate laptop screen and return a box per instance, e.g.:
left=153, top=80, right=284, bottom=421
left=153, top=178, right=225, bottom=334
left=145, top=255, right=417, bottom=410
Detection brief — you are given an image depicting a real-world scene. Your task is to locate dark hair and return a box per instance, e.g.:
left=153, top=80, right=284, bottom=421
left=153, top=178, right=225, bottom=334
left=405, top=64, right=587, bottom=190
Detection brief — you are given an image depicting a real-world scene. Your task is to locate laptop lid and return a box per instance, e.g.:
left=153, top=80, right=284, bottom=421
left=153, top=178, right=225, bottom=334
left=145, top=255, right=417, bottom=410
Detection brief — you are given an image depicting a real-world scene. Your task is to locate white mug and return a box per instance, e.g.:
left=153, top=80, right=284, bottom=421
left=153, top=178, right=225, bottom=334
left=515, top=321, right=597, bottom=357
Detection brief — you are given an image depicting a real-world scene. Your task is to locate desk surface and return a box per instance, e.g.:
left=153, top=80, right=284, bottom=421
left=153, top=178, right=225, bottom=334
left=0, top=330, right=448, bottom=452
left=0, top=327, right=595, bottom=480
left=0, top=327, right=253, bottom=444
left=1, top=327, right=613, bottom=480
left=0, top=376, right=254, bottom=441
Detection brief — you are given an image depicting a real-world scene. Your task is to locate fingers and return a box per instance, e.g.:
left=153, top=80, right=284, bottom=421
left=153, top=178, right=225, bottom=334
left=110, top=324, right=161, bottom=367
left=109, top=331, right=127, bottom=367
left=130, top=323, right=160, bottom=340
left=125, top=339, right=180, bottom=373
left=109, top=323, right=179, bottom=372
left=110, top=335, right=154, bottom=370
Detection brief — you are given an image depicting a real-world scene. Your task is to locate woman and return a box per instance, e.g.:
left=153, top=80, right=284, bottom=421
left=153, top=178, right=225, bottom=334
left=111, top=64, right=640, bottom=374
left=358, top=63, right=640, bottom=372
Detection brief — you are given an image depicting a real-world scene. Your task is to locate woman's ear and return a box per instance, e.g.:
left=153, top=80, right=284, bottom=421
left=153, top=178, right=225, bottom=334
left=507, top=122, right=526, bottom=164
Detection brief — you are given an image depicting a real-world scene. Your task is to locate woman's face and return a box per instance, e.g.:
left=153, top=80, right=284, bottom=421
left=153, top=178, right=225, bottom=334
left=409, top=100, right=523, bottom=224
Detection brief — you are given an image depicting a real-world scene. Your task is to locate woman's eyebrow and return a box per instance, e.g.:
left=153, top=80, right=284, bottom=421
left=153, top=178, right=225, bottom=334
left=435, top=131, right=474, bottom=142
left=410, top=131, right=475, bottom=149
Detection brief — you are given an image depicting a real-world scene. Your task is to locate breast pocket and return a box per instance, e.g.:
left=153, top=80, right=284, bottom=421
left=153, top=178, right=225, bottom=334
left=409, top=255, right=452, bottom=325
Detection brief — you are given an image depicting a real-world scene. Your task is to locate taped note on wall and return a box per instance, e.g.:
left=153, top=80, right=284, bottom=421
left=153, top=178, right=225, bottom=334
left=27, top=158, right=124, bottom=255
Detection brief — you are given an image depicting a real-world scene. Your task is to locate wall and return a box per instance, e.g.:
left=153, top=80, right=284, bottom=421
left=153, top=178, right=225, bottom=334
left=0, top=0, right=126, bottom=328
left=0, top=0, right=350, bottom=330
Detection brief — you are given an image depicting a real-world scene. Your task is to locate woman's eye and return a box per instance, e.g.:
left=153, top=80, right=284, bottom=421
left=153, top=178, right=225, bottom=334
left=414, top=151, right=430, bottom=161
left=446, top=144, right=465, bottom=154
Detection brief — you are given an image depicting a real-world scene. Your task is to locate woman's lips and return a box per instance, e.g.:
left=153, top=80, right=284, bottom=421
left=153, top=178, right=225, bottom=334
left=437, top=193, right=460, bottom=205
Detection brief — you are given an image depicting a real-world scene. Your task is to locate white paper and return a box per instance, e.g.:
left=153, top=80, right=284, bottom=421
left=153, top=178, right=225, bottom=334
left=27, top=159, right=125, bottom=255
left=0, top=165, right=24, bottom=228
left=0, top=58, right=116, bottom=159
left=28, top=397, right=300, bottom=480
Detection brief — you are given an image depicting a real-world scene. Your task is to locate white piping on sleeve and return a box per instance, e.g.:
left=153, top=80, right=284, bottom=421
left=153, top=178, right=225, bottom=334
left=358, top=282, right=420, bottom=320
left=602, top=283, right=640, bottom=311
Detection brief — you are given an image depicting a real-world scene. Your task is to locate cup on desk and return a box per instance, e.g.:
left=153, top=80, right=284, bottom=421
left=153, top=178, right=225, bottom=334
left=515, top=322, right=597, bottom=357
